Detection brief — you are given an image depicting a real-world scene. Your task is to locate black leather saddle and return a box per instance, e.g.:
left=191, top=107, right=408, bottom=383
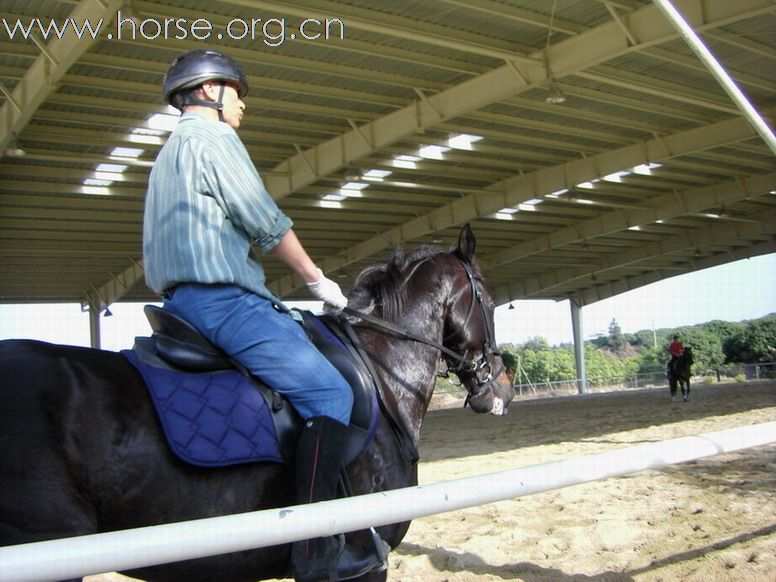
left=133, top=305, right=377, bottom=466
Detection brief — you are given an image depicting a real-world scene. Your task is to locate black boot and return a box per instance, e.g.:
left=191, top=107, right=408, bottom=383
left=291, top=416, right=387, bottom=582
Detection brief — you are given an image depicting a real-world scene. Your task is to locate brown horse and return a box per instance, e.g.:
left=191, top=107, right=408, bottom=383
left=0, top=224, right=514, bottom=582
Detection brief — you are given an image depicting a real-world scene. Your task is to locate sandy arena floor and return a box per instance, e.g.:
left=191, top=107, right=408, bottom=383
left=86, top=381, right=775, bottom=582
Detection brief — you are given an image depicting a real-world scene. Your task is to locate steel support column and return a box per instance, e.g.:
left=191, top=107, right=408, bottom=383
left=89, top=306, right=101, bottom=349
left=570, top=298, right=587, bottom=394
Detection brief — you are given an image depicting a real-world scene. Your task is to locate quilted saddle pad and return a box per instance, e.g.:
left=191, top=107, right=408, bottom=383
left=123, top=350, right=284, bottom=467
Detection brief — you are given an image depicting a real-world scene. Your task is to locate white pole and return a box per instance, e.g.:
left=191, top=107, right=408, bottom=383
left=1, top=422, right=774, bottom=582
left=652, top=0, right=776, bottom=155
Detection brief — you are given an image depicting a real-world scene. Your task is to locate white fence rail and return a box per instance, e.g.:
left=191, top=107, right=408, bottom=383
left=1, top=421, right=774, bottom=582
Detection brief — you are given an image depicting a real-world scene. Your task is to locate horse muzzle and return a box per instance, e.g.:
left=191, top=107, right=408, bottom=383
left=463, top=368, right=513, bottom=416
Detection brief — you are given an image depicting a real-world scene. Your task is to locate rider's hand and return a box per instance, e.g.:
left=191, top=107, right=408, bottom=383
left=306, top=269, right=348, bottom=312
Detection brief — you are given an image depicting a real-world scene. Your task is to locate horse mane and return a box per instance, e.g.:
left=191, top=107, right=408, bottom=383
left=348, top=245, right=448, bottom=320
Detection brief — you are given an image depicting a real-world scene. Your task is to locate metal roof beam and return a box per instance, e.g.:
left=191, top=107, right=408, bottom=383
left=90, top=0, right=775, bottom=306
left=218, top=0, right=538, bottom=63
left=495, top=207, right=776, bottom=302
left=0, top=0, right=123, bottom=152
left=573, top=237, right=776, bottom=306
left=485, top=171, right=776, bottom=268
left=266, top=114, right=766, bottom=297
left=260, top=0, right=772, bottom=199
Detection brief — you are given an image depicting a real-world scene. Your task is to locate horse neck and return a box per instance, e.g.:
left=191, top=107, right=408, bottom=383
left=357, top=256, right=455, bottom=443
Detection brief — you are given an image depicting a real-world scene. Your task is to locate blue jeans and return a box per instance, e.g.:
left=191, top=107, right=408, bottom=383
left=164, top=284, right=353, bottom=424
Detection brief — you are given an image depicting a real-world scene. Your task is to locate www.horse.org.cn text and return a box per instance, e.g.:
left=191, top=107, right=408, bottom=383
left=0, top=12, right=346, bottom=47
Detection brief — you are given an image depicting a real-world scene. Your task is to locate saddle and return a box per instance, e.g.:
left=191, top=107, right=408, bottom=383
left=127, top=305, right=378, bottom=468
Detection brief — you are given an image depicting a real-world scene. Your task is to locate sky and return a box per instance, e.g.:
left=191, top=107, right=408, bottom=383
left=0, top=253, right=774, bottom=351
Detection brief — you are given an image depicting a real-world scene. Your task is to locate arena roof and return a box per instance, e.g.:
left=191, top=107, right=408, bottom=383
left=1, top=0, right=774, bottom=313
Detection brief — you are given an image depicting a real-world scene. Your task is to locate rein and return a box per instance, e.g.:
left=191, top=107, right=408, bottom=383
left=342, top=305, right=467, bottom=366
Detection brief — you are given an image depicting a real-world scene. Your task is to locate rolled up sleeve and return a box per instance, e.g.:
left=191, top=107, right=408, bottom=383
left=205, top=133, right=293, bottom=254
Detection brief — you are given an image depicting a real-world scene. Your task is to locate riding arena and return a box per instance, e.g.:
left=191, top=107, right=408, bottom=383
left=3, top=379, right=774, bottom=582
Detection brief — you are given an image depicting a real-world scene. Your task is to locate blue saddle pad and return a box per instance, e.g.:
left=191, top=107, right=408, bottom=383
left=122, top=350, right=283, bottom=467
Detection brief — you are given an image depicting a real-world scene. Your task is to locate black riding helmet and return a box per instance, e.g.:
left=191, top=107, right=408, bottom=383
left=162, top=49, right=249, bottom=117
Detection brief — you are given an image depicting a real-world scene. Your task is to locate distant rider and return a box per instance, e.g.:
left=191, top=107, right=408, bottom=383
left=667, top=335, right=684, bottom=376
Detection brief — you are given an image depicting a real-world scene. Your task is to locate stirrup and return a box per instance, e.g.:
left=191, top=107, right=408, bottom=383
left=292, top=529, right=388, bottom=582
left=335, top=528, right=389, bottom=581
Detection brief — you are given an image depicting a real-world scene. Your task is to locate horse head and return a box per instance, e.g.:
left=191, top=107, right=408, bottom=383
left=347, top=224, right=514, bottom=417
left=441, top=224, right=514, bottom=415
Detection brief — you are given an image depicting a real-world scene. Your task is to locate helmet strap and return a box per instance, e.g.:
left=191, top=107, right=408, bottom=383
left=215, top=83, right=226, bottom=122
left=177, top=82, right=227, bottom=121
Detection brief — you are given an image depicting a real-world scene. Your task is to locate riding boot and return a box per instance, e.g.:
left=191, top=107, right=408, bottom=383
left=291, top=416, right=387, bottom=582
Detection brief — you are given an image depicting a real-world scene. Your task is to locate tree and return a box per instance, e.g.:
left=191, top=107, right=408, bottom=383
left=499, top=348, right=519, bottom=380
left=672, top=328, right=725, bottom=373
left=724, top=317, right=776, bottom=363
left=607, top=318, right=626, bottom=350
left=519, top=346, right=575, bottom=384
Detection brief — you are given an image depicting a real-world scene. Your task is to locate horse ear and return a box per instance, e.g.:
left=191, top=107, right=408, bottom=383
left=456, top=223, right=476, bottom=262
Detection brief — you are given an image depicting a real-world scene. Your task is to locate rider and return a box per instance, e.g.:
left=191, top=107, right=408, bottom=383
left=667, top=335, right=685, bottom=376
left=143, top=49, right=385, bottom=582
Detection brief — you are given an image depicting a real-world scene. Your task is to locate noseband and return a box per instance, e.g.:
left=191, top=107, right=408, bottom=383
left=343, top=258, right=504, bottom=405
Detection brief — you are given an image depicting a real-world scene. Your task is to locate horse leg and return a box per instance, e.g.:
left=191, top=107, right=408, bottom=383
left=682, top=378, right=690, bottom=402
left=669, top=377, right=676, bottom=400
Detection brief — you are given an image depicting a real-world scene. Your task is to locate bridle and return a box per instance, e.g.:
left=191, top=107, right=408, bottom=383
left=342, top=257, right=505, bottom=406
left=445, top=260, right=504, bottom=406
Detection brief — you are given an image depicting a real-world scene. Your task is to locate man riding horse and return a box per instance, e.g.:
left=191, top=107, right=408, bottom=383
left=667, top=334, right=684, bottom=377
left=144, top=49, right=385, bottom=581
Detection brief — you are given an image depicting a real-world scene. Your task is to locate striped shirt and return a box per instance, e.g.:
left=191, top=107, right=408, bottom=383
left=143, top=112, right=292, bottom=301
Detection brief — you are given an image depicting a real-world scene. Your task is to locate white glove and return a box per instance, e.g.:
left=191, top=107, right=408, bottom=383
left=306, top=268, right=348, bottom=311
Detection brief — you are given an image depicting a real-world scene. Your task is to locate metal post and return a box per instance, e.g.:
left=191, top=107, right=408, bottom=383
left=88, top=304, right=101, bottom=349
left=570, top=298, right=587, bottom=393
left=652, top=0, right=776, bottom=155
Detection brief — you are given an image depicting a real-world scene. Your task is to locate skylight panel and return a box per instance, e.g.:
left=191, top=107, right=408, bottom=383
left=447, top=133, right=483, bottom=150
left=418, top=145, right=449, bottom=160
left=341, top=181, right=369, bottom=190
left=93, top=171, right=125, bottom=182
left=96, top=163, right=128, bottom=173
left=632, top=162, right=662, bottom=176
left=128, top=131, right=163, bottom=146
left=110, top=147, right=144, bottom=159
left=83, top=178, right=113, bottom=187
left=393, top=154, right=420, bottom=169
left=80, top=185, right=111, bottom=196
left=147, top=112, right=180, bottom=132
left=603, top=171, right=630, bottom=183
left=362, top=169, right=392, bottom=180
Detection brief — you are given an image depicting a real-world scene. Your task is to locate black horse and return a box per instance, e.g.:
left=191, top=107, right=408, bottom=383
left=0, top=225, right=514, bottom=582
left=668, top=347, right=693, bottom=402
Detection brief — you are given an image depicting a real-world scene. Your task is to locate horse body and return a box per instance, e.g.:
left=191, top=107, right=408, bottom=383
left=0, top=226, right=513, bottom=582
left=0, top=340, right=295, bottom=580
left=668, top=347, right=693, bottom=402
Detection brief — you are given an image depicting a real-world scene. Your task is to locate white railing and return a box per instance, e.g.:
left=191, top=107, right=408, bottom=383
left=1, top=422, right=774, bottom=582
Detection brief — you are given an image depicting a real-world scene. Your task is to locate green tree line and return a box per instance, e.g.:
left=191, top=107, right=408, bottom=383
left=499, top=314, right=776, bottom=386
